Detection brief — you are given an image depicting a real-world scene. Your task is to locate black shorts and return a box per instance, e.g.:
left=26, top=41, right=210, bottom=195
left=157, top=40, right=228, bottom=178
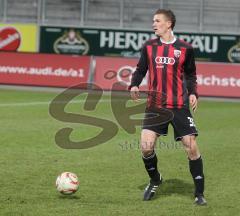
left=142, top=108, right=198, bottom=141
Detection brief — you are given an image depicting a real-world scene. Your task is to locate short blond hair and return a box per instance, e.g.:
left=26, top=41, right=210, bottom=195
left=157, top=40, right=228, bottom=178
left=154, top=9, right=176, bottom=29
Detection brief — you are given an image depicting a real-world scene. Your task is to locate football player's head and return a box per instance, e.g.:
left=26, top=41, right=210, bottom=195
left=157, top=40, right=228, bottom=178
left=153, top=9, right=176, bottom=36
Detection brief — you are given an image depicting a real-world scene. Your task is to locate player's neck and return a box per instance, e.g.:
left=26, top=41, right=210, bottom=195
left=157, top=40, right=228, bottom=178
left=160, top=30, right=176, bottom=44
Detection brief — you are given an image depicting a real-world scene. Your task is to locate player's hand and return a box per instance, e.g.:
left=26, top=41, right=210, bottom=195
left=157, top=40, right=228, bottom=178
left=130, top=86, right=140, bottom=102
left=189, top=94, right=198, bottom=112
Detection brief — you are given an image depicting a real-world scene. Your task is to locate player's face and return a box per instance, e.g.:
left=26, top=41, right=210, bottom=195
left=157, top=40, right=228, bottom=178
left=152, top=14, right=171, bottom=36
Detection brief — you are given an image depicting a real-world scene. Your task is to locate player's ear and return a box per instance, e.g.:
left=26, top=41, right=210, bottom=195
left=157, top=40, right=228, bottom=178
left=167, top=20, right=172, bottom=29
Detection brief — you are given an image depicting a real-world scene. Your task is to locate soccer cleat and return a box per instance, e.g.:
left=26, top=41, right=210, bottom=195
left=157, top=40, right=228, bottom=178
left=194, top=195, right=207, bottom=205
left=143, top=177, right=162, bottom=201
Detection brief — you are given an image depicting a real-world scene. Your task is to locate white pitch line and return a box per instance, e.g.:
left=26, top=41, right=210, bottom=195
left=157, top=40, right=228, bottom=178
left=0, top=101, right=50, bottom=107
left=1, top=97, right=238, bottom=108
left=0, top=99, right=113, bottom=107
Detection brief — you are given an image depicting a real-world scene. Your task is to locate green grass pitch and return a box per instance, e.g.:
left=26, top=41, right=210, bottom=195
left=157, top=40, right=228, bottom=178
left=0, top=88, right=239, bottom=216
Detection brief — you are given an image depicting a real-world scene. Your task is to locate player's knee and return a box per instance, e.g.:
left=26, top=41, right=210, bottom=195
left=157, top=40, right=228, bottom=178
left=140, top=130, right=157, bottom=156
left=182, top=135, right=196, bottom=148
left=182, top=136, right=198, bottom=152
left=182, top=135, right=200, bottom=159
left=141, top=140, right=154, bottom=156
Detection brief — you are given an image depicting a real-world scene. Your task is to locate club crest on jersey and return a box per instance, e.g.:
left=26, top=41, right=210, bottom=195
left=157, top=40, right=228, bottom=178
left=174, top=50, right=181, bottom=58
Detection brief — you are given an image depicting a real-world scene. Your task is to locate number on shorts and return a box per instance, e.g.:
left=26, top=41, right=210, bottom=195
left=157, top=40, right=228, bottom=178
left=187, top=117, right=196, bottom=127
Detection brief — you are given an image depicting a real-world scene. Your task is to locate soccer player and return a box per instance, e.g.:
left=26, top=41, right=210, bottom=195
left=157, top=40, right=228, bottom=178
left=129, top=9, right=207, bottom=205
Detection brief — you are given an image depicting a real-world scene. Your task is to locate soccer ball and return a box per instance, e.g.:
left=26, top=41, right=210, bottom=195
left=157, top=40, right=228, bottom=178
left=56, top=172, right=79, bottom=195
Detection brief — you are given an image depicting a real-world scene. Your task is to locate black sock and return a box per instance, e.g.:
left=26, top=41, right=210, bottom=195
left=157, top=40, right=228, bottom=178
left=189, top=156, right=205, bottom=196
left=142, top=151, right=161, bottom=184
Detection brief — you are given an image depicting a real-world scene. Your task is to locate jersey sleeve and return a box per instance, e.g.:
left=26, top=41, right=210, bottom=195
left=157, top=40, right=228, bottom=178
left=184, top=47, right=198, bottom=98
left=128, top=44, right=148, bottom=90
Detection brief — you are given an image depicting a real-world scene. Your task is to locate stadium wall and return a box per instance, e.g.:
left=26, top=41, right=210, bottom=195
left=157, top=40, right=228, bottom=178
left=0, top=23, right=240, bottom=63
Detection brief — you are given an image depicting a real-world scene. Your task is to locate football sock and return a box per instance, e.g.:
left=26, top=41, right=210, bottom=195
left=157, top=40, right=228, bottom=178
left=142, top=151, right=161, bottom=184
left=189, top=156, right=205, bottom=196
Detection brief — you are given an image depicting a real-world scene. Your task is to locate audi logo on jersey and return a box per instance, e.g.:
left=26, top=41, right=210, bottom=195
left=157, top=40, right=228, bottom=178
left=155, top=56, right=175, bottom=67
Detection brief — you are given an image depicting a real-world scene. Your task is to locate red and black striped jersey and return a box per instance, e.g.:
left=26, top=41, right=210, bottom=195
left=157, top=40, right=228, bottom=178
left=129, top=37, right=198, bottom=109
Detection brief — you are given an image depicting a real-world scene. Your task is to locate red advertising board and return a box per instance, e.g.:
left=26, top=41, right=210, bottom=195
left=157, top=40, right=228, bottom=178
left=1, top=53, right=239, bottom=97
left=94, top=56, right=240, bottom=98
left=0, top=52, right=90, bottom=87
left=94, top=56, right=148, bottom=91
left=197, top=63, right=240, bottom=97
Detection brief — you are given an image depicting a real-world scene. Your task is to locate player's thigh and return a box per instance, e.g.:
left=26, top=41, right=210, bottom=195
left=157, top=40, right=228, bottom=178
left=141, top=109, right=169, bottom=155
left=182, top=134, right=197, bottom=148
left=142, top=110, right=169, bottom=141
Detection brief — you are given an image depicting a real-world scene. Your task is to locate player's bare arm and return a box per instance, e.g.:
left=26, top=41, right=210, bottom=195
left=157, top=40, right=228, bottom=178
left=189, top=94, right=198, bottom=112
